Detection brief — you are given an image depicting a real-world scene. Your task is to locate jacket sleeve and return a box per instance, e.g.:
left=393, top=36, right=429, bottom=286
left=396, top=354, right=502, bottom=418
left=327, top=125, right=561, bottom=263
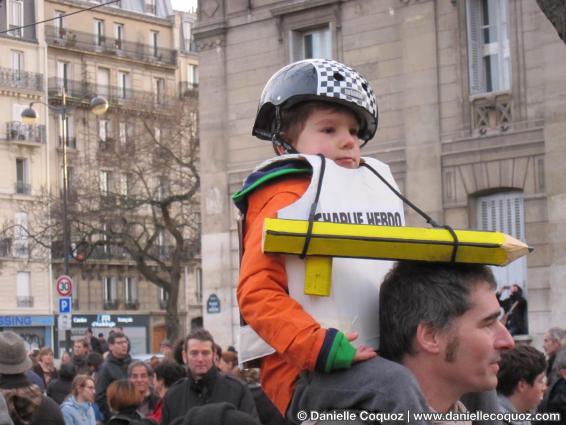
left=237, top=178, right=330, bottom=372
left=94, top=366, right=111, bottom=420
left=160, top=392, right=172, bottom=425
left=238, top=384, right=259, bottom=418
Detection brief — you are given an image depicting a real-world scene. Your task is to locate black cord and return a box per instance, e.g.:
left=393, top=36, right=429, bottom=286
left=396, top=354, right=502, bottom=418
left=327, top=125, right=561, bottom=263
left=300, top=154, right=326, bottom=259
left=271, top=106, right=298, bottom=154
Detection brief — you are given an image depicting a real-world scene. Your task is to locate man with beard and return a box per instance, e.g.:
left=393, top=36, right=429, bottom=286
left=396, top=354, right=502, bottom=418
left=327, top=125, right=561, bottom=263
left=496, top=284, right=528, bottom=336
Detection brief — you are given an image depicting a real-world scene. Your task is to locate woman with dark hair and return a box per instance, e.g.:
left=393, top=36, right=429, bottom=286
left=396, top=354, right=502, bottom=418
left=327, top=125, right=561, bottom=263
left=32, top=347, right=58, bottom=387
left=47, top=363, right=76, bottom=405
left=60, top=375, right=96, bottom=425
left=106, top=379, right=156, bottom=425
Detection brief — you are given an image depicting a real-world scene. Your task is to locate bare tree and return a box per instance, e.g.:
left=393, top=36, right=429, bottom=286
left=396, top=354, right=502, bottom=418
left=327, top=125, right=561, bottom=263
left=538, top=0, right=566, bottom=43
left=13, top=93, right=200, bottom=341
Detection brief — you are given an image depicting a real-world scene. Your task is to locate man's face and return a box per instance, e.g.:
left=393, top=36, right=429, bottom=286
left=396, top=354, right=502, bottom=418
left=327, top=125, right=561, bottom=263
left=130, top=364, right=150, bottom=396
left=109, top=337, right=129, bottom=358
left=437, top=283, right=515, bottom=394
left=543, top=332, right=560, bottom=356
left=184, top=339, right=214, bottom=377
left=39, top=353, right=54, bottom=368
left=73, top=341, right=87, bottom=357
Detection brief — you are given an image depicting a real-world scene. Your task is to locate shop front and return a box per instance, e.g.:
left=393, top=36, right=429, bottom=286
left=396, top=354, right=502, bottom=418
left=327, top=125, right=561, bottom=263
left=0, top=315, right=54, bottom=351
left=55, top=313, right=150, bottom=356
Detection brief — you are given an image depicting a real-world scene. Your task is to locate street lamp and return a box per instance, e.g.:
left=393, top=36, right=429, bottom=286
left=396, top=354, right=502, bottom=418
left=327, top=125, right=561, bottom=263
left=21, top=88, right=108, bottom=353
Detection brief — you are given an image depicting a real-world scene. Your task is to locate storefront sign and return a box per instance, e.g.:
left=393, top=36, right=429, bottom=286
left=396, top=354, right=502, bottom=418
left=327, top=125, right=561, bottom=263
left=206, top=294, right=221, bottom=314
left=70, top=314, right=148, bottom=327
left=0, top=315, right=54, bottom=327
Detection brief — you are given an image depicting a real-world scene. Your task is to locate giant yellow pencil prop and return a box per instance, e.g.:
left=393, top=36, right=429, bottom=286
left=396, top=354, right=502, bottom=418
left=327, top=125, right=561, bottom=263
left=262, top=218, right=531, bottom=296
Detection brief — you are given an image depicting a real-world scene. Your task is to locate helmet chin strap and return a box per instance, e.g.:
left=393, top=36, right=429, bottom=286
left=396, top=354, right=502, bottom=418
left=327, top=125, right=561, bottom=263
left=271, top=105, right=298, bottom=154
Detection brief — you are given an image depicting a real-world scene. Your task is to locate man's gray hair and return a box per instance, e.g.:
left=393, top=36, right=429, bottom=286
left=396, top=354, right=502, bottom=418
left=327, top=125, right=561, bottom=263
left=379, top=262, right=497, bottom=362
left=547, top=327, right=566, bottom=344
left=127, top=360, right=153, bottom=377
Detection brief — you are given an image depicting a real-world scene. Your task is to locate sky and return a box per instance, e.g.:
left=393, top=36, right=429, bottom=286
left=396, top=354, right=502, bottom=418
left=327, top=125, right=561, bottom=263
left=171, top=0, right=197, bottom=12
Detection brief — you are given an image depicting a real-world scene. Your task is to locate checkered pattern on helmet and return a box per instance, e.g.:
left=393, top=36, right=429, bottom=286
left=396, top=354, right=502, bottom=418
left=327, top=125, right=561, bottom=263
left=311, top=59, right=377, bottom=118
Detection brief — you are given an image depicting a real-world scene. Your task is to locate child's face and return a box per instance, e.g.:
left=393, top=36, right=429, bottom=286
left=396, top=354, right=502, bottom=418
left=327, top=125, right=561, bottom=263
left=293, top=108, right=361, bottom=169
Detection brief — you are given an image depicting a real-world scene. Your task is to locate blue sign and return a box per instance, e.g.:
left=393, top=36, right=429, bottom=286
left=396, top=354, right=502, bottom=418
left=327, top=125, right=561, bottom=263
left=59, top=297, right=72, bottom=314
left=0, top=315, right=54, bottom=327
left=206, top=294, right=221, bottom=314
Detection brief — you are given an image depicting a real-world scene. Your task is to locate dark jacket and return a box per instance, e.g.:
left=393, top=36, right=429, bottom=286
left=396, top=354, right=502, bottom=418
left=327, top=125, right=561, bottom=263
left=46, top=377, right=73, bottom=405
left=31, top=364, right=58, bottom=388
left=537, top=377, right=566, bottom=425
left=161, top=367, right=257, bottom=425
left=95, top=353, right=132, bottom=420
left=106, top=407, right=157, bottom=425
left=0, top=373, right=64, bottom=425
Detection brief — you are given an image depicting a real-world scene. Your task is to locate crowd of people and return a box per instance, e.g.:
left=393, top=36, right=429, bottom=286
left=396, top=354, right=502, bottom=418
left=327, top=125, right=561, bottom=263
left=0, top=327, right=283, bottom=425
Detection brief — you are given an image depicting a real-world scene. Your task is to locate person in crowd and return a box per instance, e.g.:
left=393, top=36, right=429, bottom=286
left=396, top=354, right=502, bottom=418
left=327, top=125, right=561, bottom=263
left=159, top=340, right=174, bottom=361
left=0, top=331, right=64, bottom=425
left=238, top=368, right=287, bottom=425
left=212, top=344, right=222, bottom=369
left=95, top=332, right=132, bottom=421
left=217, top=351, right=239, bottom=377
left=98, top=334, right=109, bottom=354
left=71, top=339, right=90, bottom=375
left=160, top=328, right=257, bottom=425
left=543, top=327, right=566, bottom=386
left=148, top=356, right=161, bottom=373
left=60, top=375, right=96, bottom=425
left=47, top=363, right=76, bottom=405
left=32, top=347, right=58, bottom=388
left=106, top=379, right=156, bottom=425
left=496, top=284, right=528, bottom=335
left=85, top=352, right=103, bottom=380
left=290, top=262, right=516, bottom=420
left=496, top=345, right=547, bottom=422
left=84, top=329, right=101, bottom=355
left=169, top=402, right=261, bottom=425
left=0, top=392, right=15, bottom=425
left=127, top=361, right=160, bottom=417
left=538, top=354, right=566, bottom=424
left=172, top=339, right=185, bottom=368
left=147, top=361, right=186, bottom=423
left=60, top=351, right=72, bottom=365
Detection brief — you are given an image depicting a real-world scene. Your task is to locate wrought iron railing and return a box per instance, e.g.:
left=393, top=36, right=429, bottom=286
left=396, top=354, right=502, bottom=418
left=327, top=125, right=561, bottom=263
left=45, top=25, right=177, bottom=66
left=6, top=122, right=46, bottom=144
left=0, top=67, right=43, bottom=91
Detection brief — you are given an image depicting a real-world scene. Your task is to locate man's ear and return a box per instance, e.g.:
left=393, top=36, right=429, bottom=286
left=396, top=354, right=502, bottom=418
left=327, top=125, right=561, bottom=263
left=415, top=323, right=442, bottom=355
left=515, top=379, right=528, bottom=394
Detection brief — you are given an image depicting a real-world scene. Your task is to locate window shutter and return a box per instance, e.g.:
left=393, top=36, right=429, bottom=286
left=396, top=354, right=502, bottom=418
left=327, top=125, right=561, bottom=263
left=17, top=272, right=30, bottom=297
left=466, top=0, right=483, bottom=94
left=476, top=192, right=527, bottom=289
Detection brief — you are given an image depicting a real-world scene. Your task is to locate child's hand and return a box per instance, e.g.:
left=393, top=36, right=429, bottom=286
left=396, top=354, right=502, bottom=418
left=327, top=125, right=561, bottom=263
left=345, top=331, right=377, bottom=363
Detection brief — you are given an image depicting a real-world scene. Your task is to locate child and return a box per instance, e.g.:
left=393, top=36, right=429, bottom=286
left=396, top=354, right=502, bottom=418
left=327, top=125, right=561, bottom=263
left=233, top=59, right=426, bottom=421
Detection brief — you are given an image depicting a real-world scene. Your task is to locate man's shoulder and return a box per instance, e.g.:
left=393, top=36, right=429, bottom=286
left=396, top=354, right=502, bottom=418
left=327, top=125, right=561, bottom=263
left=218, top=373, right=249, bottom=391
left=164, top=377, right=189, bottom=397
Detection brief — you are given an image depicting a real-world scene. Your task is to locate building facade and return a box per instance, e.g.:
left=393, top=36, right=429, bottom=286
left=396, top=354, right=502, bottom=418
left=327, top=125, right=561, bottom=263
left=195, top=0, right=566, bottom=348
left=0, top=0, right=55, bottom=349
left=0, top=0, right=201, bottom=355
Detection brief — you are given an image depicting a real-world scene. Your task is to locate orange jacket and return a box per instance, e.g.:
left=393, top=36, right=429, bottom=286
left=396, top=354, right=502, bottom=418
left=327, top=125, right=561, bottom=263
left=237, top=176, right=326, bottom=414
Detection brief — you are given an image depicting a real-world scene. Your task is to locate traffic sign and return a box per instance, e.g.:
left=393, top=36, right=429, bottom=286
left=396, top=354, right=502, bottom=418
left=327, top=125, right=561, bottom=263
left=58, top=314, right=72, bottom=331
left=56, top=275, right=73, bottom=297
left=59, top=297, right=72, bottom=314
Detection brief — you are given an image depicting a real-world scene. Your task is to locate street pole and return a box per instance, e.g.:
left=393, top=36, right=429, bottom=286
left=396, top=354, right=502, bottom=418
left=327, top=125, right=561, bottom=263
left=61, top=88, right=72, bottom=353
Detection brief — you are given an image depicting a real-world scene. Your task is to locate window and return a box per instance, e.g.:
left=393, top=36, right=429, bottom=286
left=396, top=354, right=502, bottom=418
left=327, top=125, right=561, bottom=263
left=59, top=115, right=75, bottom=148
left=120, top=173, right=129, bottom=196
left=54, top=11, right=65, bottom=37
left=114, top=23, right=124, bottom=50
left=182, top=20, right=192, bottom=51
left=119, top=121, right=127, bottom=144
left=291, top=26, right=331, bottom=61
left=100, top=170, right=111, bottom=194
left=467, top=0, right=511, bottom=94
left=16, top=158, right=29, bottom=194
left=7, top=0, right=24, bottom=38
left=476, top=191, right=526, bottom=290
left=117, top=71, right=129, bottom=99
left=14, top=212, right=28, bottom=257
left=98, top=119, right=110, bottom=142
left=187, top=64, right=198, bottom=87
left=154, top=127, right=161, bottom=143
left=97, top=68, right=110, bottom=97
left=159, top=287, right=169, bottom=308
left=94, top=19, right=105, bottom=47
left=103, top=277, right=116, bottom=303
left=154, top=78, right=164, bottom=104
left=17, top=272, right=32, bottom=307
left=11, top=51, right=23, bottom=81
left=57, top=62, right=69, bottom=92
left=124, top=277, right=137, bottom=303
left=150, top=31, right=159, bottom=57
left=195, top=267, right=202, bottom=303
left=146, top=0, right=156, bottom=15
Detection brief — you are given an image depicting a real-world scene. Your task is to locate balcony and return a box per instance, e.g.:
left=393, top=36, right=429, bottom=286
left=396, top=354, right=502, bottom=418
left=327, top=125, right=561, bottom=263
left=124, top=299, right=139, bottom=310
left=58, top=136, right=77, bottom=150
left=16, top=296, right=34, bottom=308
left=48, top=78, right=95, bottom=100
left=89, top=245, right=131, bottom=261
left=15, top=182, right=31, bottom=195
left=159, top=298, right=168, bottom=309
left=6, top=122, right=46, bottom=145
left=179, top=81, right=198, bottom=98
left=180, top=40, right=198, bottom=55
left=0, top=67, right=43, bottom=92
left=103, top=299, right=120, bottom=310
left=45, top=25, right=177, bottom=66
